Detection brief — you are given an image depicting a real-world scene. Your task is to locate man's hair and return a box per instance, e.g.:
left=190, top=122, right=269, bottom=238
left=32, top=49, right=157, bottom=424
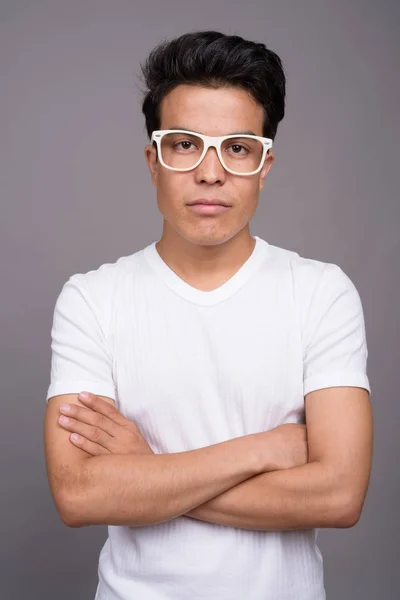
left=139, top=30, right=286, bottom=141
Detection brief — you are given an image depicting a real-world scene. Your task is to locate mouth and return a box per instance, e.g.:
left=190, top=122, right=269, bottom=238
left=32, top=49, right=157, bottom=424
left=187, top=202, right=232, bottom=216
left=187, top=198, right=231, bottom=207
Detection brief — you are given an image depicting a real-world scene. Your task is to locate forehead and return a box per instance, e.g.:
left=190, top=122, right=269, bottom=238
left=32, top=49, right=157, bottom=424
left=159, top=84, right=264, bottom=136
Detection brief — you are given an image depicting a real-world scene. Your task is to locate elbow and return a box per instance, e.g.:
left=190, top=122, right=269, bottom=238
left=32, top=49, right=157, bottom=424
left=54, top=490, right=89, bottom=528
left=336, top=508, right=361, bottom=529
left=332, top=493, right=363, bottom=528
left=60, top=508, right=87, bottom=529
left=50, top=462, right=92, bottom=528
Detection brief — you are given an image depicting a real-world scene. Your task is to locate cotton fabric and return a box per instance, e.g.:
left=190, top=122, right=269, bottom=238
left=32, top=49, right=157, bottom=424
left=46, top=235, right=371, bottom=600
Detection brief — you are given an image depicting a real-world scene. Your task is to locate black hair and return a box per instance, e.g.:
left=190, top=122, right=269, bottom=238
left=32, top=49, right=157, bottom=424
left=139, top=30, right=286, bottom=141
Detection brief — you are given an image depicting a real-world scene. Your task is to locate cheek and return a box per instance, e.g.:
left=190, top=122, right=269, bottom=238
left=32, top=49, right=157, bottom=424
left=156, top=172, right=190, bottom=213
left=158, top=170, right=188, bottom=195
left=231, top=180, right=260, bottom=210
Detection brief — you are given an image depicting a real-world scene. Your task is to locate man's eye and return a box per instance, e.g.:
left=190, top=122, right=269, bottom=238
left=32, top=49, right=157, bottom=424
left=229, top=144, right=247, bottom=154
left=175, top=141, right=194, bottom=150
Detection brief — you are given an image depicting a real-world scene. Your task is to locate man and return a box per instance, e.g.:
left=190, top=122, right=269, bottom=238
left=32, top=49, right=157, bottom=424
left=44, top=30, right=373, bottom=600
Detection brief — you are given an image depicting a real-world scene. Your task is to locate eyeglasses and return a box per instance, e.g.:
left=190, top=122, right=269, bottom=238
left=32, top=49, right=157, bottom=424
left=151, top=130, right=273, bottom=176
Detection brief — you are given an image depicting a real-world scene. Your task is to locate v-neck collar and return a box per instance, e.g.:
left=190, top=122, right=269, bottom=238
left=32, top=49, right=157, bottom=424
left=143, top=235, right=270, bottom=306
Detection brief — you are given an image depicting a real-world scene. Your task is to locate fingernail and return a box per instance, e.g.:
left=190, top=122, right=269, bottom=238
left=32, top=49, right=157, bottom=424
left=59, top=415, right=69, bottom=424
left=79, top=392, right=90, bottom=399
left=60, top=404, right=70, bottom=412
left=71, top=434, right=81, bottom=442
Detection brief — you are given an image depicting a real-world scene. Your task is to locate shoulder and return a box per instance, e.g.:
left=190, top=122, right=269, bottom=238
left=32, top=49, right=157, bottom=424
left=265, top=241, right=358, bottom=298
left=68, top=252, right=136, bottom=295
left=261, top=241, right=364, bottom=337
left=68, top=244, right=147, bottom=292
left=54, top=248, right=145, bottom=322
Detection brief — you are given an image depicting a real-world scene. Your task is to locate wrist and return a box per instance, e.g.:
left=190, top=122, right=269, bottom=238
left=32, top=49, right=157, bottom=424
left=224, top=434, right=265, bottom=478
left=252, top=431, right=278, bottom=473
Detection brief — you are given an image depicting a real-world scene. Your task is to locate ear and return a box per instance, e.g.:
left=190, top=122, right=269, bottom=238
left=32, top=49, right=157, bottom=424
left=144, top=143, right=158, bottom=187
left=259, top=151, right=275, bottom=191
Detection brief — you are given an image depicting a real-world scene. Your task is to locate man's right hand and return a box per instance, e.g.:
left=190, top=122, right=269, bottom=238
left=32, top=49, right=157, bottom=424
left=259, top=423, right=308, bottom=472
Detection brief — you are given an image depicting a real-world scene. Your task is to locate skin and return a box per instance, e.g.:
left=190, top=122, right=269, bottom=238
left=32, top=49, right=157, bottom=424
left=57, top=387, right=372, bottom=530
left=144, top=84, right=274, bottom=290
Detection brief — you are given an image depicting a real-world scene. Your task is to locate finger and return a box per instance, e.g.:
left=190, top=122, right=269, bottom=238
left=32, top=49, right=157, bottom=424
left=59, top=403, right=117, bottom=436
left=69, top=433, right=110, bottom=456
left=78, top=392, right=131, bottom=427
left=58, top=414, right=112, bottom=449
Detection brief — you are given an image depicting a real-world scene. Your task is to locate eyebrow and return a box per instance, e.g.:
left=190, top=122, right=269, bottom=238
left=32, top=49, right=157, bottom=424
left=168, top=126, right=258, bottom=136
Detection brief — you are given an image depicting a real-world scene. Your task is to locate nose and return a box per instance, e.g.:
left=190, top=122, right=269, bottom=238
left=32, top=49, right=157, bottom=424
left=194, top=146, right=226, bottom=184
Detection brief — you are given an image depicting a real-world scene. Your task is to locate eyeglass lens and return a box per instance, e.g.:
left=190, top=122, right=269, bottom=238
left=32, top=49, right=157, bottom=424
left=160, top=132, right=264, bottom=174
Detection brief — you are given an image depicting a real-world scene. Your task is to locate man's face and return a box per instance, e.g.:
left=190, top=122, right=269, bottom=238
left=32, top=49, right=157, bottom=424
left=144, top=84, right=274, bottom=247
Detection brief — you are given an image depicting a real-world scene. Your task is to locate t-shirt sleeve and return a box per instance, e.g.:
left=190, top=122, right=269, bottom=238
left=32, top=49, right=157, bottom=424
left=46, top=274, right=116, bottom=403
left=303, top=262, right=371, bottom=397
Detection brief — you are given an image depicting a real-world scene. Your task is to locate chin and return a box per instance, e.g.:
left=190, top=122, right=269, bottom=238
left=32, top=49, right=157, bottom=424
left=181, top=229, right=238, bottom=247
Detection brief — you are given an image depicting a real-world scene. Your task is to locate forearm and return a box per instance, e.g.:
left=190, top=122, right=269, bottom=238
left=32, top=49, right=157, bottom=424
left=63, top=433, right=264, bottom=527
left=185, top=461, right=357, bottom=530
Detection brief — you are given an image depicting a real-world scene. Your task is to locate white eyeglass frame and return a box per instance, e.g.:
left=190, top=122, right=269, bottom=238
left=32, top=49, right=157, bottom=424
left=151, top=129, right=273, bottom=176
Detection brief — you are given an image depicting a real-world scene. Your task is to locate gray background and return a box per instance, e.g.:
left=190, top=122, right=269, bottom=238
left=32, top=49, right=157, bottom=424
left=1, top=0, right=399, bottom=598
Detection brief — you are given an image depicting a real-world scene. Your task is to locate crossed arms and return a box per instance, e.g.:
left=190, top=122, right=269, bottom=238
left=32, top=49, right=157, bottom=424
left=44, top=386, right=373, bottom=531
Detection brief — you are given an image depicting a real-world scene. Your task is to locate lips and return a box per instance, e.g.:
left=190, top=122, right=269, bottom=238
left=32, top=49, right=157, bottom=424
left=188, top=199, right=231, bottom=207
left=187, top=203, right=231, bottom=215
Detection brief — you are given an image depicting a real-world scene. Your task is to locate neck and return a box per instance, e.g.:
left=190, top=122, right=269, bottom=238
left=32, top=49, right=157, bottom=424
left=155, top=226, right=256, bottom=292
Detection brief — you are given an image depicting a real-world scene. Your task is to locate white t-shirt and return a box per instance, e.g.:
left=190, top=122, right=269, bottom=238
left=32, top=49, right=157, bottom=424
left=46, top=235, right=371, bottom=600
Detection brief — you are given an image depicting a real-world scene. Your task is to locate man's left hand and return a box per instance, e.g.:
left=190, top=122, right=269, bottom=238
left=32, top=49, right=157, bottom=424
left=57, top=392, right=155, bottom=457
